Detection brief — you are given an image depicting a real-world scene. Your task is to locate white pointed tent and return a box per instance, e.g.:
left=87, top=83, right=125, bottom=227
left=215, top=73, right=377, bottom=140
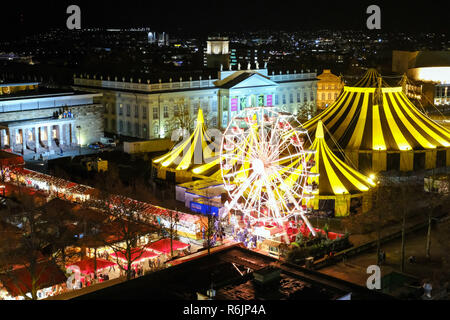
left=152, top=109, right=219, bottom=182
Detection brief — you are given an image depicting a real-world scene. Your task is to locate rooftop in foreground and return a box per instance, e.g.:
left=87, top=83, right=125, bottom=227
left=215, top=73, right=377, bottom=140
left=71, top=244, right=394, bottom=300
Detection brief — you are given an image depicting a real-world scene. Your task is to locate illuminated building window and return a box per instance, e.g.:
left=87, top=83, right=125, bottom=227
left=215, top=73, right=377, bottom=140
left=328, top=93, right=332, bottom=100
left=297, top=92, right=301, bottom=103
left=143, top=124, right=148, bottom=138
left=127, top=121, right=132, bottom=134
left=126, top=104, right=131, bottom=117
left=154, top=125, right=159, bottom=136
left=142, top=106, right=147, bottom=119
left=153, top=107, right=158, bottom=119
left=289, top=93, right=294, bottom=104
left=304, top=92, right=308, bottom=101
left=119, top=104, right=123, bottom=115
left=135, top=123, right=140, bottom=136
left=282, top=94, right=286, bottom=104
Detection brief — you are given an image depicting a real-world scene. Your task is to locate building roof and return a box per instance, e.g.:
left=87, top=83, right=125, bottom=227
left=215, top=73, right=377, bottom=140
left=317, top=69, right=341, bottom=82
left=304, top=69, right=450, bottom=151
left=410, top=51, right=450, bottom=68
left=0, top=261, right=67, bottom=297
left=71, top=244, right=394, bottom=300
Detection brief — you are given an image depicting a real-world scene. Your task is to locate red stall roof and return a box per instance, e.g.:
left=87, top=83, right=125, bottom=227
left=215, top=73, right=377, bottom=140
left=111, top=248, right=159, bottom=264
left=66, top=258, right=117, bottom=275
left=0, top=150, right=24, bottom=167
left=145, top=238, right=189, bottom=254
left=0, top=262, right=67, bottom=297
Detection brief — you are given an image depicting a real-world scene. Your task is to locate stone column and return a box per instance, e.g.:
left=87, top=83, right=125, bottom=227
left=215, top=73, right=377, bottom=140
left=47, top=125, right=52, bottom=151
left=22, top=128, right=27, bottom=155
left=0, top=129, right=4, bottom=149
left=9, top=129, right=15, bottom=151
left=59, top=124, right=64, bottom=146
left=35, top=126, right=39, bottom=152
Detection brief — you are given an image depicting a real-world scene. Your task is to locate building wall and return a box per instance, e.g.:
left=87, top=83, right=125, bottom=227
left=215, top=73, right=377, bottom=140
left=74, top=70, right=318, bottom=139
left=316, top=70, right=343, bottom=109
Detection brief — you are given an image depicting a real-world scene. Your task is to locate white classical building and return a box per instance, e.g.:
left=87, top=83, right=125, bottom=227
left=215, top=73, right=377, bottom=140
left=73, top=68, right=318, bottom=139
left=0, top=83, right=104, bottom=158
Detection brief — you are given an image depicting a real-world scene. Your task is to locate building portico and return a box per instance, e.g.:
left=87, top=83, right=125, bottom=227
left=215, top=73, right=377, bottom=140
left=0, top=118, right=77, bottom=156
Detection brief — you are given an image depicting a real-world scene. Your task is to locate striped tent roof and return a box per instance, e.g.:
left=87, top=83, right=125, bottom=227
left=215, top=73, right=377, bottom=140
left=191, top=120, right=260, bottom=181
left=307, top=121, right=376, bottom=196
left=304, top=69, right=450, bottom=151
left=153, top=109, right=219, bottom=171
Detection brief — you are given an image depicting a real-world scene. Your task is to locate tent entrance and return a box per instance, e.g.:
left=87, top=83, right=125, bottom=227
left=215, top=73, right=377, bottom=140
left=350, top=197, right=363, bottom=215
left=387, top=153, right=400, bottom=172
left=318, top=199, right=335, bottom=217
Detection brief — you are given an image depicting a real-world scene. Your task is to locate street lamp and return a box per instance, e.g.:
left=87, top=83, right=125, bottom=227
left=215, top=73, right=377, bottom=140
left=76, top=126, right=81, bottom=155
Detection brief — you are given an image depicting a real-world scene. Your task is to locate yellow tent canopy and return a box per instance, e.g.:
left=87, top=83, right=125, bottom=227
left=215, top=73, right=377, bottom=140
left=304, top=120, right=375, bottom=216
left=304, top=68, right=450, bottom=172
left=152, top=109, right=219, bottom=180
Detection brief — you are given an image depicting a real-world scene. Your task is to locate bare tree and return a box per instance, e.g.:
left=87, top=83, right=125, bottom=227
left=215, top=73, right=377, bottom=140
left=0, top=193, right=67, bottom=299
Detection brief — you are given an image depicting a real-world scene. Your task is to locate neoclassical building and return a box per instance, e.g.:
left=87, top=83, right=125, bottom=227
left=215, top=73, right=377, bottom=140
left=73, top=67, right=318, bottom=139
left=316, top=69, right=344, bottom=109
left=0, top=83, right=104, bottom=158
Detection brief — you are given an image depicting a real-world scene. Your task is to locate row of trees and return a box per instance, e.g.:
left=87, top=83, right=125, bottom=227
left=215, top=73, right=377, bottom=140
left=343, top=174, right=450, bottom=275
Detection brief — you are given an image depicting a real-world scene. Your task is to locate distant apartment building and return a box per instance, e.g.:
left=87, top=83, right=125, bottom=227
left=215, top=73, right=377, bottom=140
left=316, top=69, right=344, bottom=109
left=73, top=68, right=318, bottom=139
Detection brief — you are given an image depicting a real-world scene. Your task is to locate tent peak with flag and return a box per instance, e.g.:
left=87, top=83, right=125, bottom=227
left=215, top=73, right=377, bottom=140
left=153, top=109, right=219, bottom=182
left=304, top=120, right=376, bottom=216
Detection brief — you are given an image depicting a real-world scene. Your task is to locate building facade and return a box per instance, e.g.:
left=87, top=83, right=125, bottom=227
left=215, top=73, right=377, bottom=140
left=0, top=83, right=104, bottom=158
left=73, top=68, right=318, bottom=139
left=316, top=69, right=343, bottom=109
left=392, top=50, right=450, bottom=107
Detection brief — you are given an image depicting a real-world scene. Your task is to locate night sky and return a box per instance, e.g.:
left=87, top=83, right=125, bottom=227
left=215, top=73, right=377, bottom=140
left=0, top=0, right=448, bottom=38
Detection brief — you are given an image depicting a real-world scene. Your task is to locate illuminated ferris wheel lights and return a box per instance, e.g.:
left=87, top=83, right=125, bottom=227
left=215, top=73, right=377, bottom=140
left=231, top=126, right=243, bottom=135
left=306, top=159, right=316, bottom=169
left=224, top=184, right=236, bottom=191
left=223, top=142, right=235, bottom=151
left=291, top=136, right=304, bottom=147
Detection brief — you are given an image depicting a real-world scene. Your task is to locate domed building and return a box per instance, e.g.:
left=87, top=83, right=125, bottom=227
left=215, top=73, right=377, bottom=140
left=304, top=69, right=450, bottom=173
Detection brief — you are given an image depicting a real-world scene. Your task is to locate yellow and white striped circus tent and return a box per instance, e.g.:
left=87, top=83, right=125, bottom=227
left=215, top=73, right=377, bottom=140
left=304, top=69, right=450, bottom=173
left=304, top=120, right=376, bottom=216
left=152, top=109, right=219, bottom=182
left=191, top=119, right=260, bottom=181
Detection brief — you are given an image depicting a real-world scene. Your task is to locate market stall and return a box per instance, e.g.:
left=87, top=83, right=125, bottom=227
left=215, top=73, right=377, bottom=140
left=110, top=248, right=160, bottom=269
left=145, top=238, right=189, bottom=256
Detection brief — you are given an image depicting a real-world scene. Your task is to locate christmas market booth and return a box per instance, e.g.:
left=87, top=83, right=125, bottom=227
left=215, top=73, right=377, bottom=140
left=0, top=261, right=67, bottom=300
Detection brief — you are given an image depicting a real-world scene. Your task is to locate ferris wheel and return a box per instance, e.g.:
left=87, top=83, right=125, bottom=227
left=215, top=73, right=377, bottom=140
left=220, top=107, right=318, bottom=236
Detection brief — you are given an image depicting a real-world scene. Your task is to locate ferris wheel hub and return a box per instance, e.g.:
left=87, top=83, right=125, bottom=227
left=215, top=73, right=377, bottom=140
left=252, top=158, right=265, bottom=175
